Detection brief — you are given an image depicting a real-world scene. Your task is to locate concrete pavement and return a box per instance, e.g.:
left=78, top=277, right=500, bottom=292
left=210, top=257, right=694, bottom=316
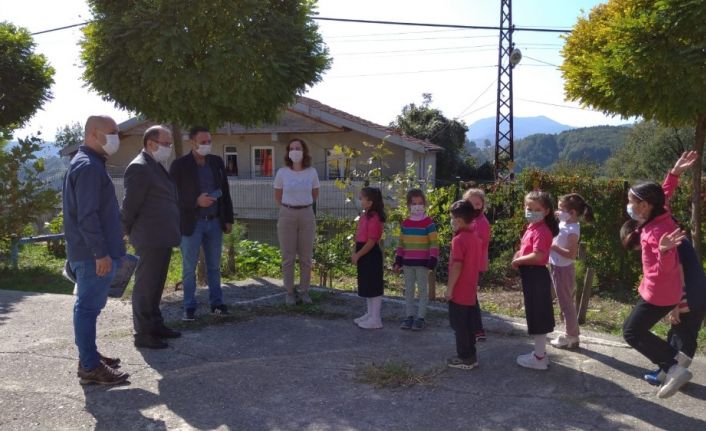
left=0, top=281, right=705, bottom=430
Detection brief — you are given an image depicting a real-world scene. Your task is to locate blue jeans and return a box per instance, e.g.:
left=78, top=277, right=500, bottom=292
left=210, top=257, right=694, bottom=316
left=71, top=258, right=117, bottom=370
left=181, top=219, right=224, bottom=310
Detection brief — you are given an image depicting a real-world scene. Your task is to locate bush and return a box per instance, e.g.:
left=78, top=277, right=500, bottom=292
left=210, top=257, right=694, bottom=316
left=474, top=169, right=642, bottom=297
left=234, top=240, right=281, bottom=279
left=313, top=216, right=356, bottom=287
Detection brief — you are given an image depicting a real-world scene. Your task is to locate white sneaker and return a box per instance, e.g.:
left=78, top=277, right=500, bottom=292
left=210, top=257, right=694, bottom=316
left=353, top=313, right=370, bottom=324
left=657, top=364, right=692, bottom=398
left=550, top=335, right=580, bottom=350
left=675, top=351, right=692, bottom=368
left=357, top=317, right=383, bottom=330
left=516, top=352, right=549, bottom=370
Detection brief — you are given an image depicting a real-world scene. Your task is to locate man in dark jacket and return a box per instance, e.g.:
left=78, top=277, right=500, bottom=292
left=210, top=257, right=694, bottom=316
left=63, top=115, right=129, bottom=384
left=122, top=125, right=182, bottom=349
left=169, top=126, right=234, bottom=321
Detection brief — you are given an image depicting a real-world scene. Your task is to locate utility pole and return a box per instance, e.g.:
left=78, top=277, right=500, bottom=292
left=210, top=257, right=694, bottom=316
left=494, top=0, right=520, bottom=181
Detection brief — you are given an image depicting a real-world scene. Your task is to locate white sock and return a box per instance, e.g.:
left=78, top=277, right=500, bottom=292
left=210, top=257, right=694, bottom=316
left=534, top=335, right=547, bottom=358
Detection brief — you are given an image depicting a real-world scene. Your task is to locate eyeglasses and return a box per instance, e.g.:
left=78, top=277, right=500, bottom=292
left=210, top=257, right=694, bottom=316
left=151, top=140, right=173, bottom=148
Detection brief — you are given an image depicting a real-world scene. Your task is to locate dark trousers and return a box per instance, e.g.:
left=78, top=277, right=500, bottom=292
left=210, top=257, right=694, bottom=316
left=668, top=309, right=705, bottom=358
left=623, top=298, right=678, bottom=371
left=449, top=301, right=478, bottom=360
left=471, top=296, right=485, bottom=333
left=132, top=247, right=172, bottom=336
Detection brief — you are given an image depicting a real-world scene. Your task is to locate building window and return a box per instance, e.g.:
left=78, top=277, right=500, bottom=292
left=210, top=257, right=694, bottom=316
left=326, top=149, right=352, bottom=180
left=252, top=146, right=274, bottom=178
left=224, top=145, right=238, bottom=177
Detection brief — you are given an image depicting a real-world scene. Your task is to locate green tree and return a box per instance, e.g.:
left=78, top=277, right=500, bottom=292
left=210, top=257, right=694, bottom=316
left=80, top=0, right=330, bottom=156
left=54, top=122, right=83, bottom=153
left=561, top=0, right=706, bottom=257
left=391, top=94, right=470, bottom=185
left=0, top=135, right=59, bottom=253
left=0, top=22, right=54, bottom=138
left=606, top=121, right=697, bottom=180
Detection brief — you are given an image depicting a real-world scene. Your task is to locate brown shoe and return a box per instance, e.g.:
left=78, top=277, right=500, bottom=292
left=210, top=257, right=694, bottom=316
left=77, top=362, right=129, bottom=385
left=98, top=353, right=121, bottom=368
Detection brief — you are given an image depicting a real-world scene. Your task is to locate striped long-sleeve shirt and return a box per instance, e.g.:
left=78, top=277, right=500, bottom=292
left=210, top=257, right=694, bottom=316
left=395, top=216, right=439, bottom=267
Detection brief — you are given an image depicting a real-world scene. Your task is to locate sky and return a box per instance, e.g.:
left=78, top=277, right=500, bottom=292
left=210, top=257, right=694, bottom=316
left=2, top=0, right=630, bottom=141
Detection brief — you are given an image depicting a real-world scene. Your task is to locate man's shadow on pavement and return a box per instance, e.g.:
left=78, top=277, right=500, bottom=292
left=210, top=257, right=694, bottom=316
left=82, top=384, right=167, bottom=431
left=576, top=347, right=706, bottom=402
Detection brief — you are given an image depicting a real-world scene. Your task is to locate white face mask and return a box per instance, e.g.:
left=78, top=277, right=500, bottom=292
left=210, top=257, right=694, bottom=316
left=525, top=209, right=545, bottom=223
left=196, top=144, right=211, bottom=156
left=103, top=134, right=120, bottom=156
left=627, top=204, right=644, bottom=221
left=557, top=211, right=571, bottom=222
left=152, top=144, right=172, bottom=162
left=289, top=150, right=303, bottom=163
left=410, top=204, right=425, bottom=217
left=450, top=218, right=458, bottom=231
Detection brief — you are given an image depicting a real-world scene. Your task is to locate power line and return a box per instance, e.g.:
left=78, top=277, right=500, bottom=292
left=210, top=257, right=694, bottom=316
left=326, top=65, right=496, bottom=78
left=328, top=34, right=499, bottom=43
left=458, top=100, right=498, bottom=119
left=314, top=17, right=571, bottom=33
left=31, top=21, right=91, bottom=36
left=523, top=55, right=560, bottom=67
left=456, top=79, right=498, bottom=118
left=30, top=16, right=572, bottom=37
left=518, top=98, right=599, bottom=111
left=333, top=44, right=498, bottom=56
left=325, top=28, right=469, bottom=39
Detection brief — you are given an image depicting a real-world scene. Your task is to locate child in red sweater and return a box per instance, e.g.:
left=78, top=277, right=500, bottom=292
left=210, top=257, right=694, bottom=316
left=444, top=200, right=483, bottom=370
left=463, top=188, right=491, bottom=341
left=511, top=191, right=559, bottom=370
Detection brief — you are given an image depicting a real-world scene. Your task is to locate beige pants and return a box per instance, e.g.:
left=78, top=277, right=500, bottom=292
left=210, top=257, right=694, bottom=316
left=277, top=206, right=315, bottom=293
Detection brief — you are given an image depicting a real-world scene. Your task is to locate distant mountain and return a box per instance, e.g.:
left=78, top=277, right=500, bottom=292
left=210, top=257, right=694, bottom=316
left=466, top=116, right=575, bottom=144
left=514, top=125, right=633, bottom=172
left=5, top=139, right=60, bottom=158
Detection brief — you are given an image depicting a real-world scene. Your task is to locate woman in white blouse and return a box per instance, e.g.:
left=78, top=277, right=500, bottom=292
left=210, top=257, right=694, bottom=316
left=274, top=138, right=320, bottom=305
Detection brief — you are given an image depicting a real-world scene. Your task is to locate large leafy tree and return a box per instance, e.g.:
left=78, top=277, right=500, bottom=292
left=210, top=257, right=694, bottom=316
left=80, top=0, right=330, bottom=156
left=0, top=135, right=59, bottom=253
left=606, top=121, right=697, bottom=180
left=0, top=22, right=54, bottom=138
left=561, top=0, right=706, bottom=257
left=54, top=121, right=83, bottom=153
left=391, top=94, right=472, bottom=185
left=0, top=23, right=56, bottom=255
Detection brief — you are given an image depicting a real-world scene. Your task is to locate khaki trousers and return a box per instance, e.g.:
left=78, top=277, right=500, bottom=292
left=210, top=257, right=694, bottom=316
left=277, top=206, right=315, bottom=292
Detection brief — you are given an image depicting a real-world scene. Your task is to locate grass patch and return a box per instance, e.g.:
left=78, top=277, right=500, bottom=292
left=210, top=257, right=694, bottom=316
left=0, top=244, right=73, bottom=294
left=355, top=360, right=445, bottom=389
left=169, top=291, right=346, bottom=330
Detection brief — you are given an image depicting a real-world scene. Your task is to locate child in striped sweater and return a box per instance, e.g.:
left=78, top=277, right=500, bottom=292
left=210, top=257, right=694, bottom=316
left=394, top=189, right=439, bottom=331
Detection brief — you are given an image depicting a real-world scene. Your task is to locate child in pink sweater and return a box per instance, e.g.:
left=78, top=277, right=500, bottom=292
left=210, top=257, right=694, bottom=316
left=622, top=151, right=698, bottom=398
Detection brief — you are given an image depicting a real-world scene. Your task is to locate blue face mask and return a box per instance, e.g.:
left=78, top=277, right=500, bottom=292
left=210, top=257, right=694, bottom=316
left=626, top=204, right=644, bottom=221
left=525, top=209, right=545, bottom=223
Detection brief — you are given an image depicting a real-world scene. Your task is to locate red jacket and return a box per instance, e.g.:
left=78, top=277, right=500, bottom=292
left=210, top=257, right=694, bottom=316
left=639, top=211, right=681, bottom=306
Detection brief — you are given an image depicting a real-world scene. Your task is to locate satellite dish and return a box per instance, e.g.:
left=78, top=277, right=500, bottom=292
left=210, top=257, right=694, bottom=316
left=509, top=48, right=522, bottom=66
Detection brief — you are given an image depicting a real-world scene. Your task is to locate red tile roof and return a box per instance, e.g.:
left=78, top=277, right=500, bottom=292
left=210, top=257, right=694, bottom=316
left=295, top=97, right=443, bottom=152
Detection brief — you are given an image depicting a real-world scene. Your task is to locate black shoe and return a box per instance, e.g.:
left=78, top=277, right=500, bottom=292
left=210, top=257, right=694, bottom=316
left=182, top=308, right=196, bottom=321
left=155, top=326, right=181, bottom=339
left=211, top=304, right=229, bottom=315
left=400, top=316, right=414, bottom=330
left=134, top=335, right=168, bottom=349
left=412, top=318, right=426, bottom=331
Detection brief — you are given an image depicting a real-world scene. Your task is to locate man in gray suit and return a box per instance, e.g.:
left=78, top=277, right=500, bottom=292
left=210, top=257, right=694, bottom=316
left=122, top=125, right=182, bottom=349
